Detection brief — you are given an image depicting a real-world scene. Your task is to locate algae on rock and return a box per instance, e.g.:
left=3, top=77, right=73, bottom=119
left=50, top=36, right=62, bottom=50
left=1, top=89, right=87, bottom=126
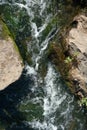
left=0, top=4, right=31, bottom=65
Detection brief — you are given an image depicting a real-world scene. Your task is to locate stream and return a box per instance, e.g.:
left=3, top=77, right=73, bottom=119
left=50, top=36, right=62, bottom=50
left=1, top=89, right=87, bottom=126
left=0, top=0, right=87, bottom=130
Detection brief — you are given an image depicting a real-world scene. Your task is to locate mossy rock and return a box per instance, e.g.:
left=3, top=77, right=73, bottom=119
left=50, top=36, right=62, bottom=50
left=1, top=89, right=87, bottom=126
left=0, top=17, right=11, bottom=39
left=19, top=102, right=44, bottom=122
left=0, top=4, right=31, bottom=64
left=0, top=17, right=23, bottom=62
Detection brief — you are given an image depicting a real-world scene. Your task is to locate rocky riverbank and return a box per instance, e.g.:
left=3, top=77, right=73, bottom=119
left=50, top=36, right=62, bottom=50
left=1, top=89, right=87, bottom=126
left=0, top=18, right=23, bottom=90
left=48, top=12, right=87, bottom=107
left=67, top=14, right=87, bottom=98
left=0, top=0, right=87, bottom=105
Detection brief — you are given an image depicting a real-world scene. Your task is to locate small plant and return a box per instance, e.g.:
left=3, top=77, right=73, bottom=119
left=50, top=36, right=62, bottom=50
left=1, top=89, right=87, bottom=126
left=64, top=56, right=73, bottom=64
left=73, top=51, right=79, bottom=57
left=79, top=97, right=87, bottom=107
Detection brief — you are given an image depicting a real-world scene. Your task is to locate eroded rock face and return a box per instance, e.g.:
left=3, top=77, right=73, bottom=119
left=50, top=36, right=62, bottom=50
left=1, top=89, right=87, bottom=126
left=0, top=19, right=23, bottom=90
left=67, top=14, right=87, bottom=97
left=48, top=14, right=87, bottom=99
left=69, top=15, right=87, bottom=53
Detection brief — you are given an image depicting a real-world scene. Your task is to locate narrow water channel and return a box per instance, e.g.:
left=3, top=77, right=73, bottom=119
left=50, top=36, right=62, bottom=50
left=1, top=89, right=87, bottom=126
left=0, top=0, right=87, bottom=130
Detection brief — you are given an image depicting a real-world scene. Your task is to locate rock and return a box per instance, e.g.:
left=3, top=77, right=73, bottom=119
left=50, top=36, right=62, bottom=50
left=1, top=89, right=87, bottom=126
left=69, top=15, right=87, bottom=53
left=48, top=13, right=87, bottom=99
left=0, top=18, right=23, bottom=90
left=67, top=14, right=87, bottom=97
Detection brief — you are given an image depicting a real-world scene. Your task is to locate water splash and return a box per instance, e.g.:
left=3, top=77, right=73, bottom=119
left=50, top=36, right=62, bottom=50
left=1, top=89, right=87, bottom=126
left=26, top=64, right=74, bottom=130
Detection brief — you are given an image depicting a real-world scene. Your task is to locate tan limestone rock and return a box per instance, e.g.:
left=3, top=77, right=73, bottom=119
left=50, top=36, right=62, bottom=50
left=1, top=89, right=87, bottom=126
left=0, top=19, right=23, bottom=90
left=67, top=14, right=87, bottom=97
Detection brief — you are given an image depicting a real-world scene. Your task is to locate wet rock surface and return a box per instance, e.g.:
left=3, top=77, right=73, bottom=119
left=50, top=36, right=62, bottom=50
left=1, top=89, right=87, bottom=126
left=0, top=19, right=23, bottom=90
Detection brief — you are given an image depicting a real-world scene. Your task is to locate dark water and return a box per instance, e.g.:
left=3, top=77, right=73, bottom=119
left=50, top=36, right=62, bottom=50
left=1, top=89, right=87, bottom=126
left=0, top=0, right=87, bottom=130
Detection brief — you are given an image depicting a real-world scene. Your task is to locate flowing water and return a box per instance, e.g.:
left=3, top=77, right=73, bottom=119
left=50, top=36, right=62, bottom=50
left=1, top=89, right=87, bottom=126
left=0, top=0, right=87, bottom=130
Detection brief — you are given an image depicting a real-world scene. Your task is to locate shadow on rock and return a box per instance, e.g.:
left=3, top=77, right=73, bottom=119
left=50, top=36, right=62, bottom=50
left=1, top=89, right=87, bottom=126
left=0, top=68, right=36, bottom=130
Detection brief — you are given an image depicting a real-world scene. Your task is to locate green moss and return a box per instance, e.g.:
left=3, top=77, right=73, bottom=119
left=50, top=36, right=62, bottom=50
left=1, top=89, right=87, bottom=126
left=0, top=4, right=31, bottom=64
left=79, top=97, right=87, bottom=107
left=0, top=17, right=11, bottom=39
left=0, top=5, right=19, bottom=39
left=18, top=38, right=32, bottom=65
left=47, top=43, right=70, bottom=77
left=19, top=102, right=44, bottom=122
left=26, top=53, right=32, bottom=65
left=38, top=60, right=47, bottom=79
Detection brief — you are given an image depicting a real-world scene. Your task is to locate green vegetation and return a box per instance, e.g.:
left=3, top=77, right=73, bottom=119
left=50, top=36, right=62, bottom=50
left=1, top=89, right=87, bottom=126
left=0, top=17, right=11, bottom=39
left=19, top=102, right=44, bottom=122
left=79, top=97, right=87, bottom=107
left=64, top=52, right=79, bottom=67
left=64, top=56, right=73, bottom=64
left=0, top=4, right=31, bottom=64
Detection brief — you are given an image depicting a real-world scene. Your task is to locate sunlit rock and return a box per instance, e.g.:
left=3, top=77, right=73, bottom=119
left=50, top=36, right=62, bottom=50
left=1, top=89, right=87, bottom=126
left=0, top=18, right=23, bottom=90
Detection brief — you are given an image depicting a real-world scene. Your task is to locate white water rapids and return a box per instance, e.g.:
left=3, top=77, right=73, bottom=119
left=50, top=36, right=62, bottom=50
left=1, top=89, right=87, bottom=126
left=27, top=64, right=75, bottom=130
left=0, top=0, right=87, bottom=130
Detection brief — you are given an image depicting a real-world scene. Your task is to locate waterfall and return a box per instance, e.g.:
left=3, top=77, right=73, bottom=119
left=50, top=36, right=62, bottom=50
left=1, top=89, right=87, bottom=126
left=0, top=0, right=87, bottom=130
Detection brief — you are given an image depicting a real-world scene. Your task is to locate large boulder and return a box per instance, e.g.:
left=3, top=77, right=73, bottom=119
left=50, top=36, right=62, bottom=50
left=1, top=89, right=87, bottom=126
left=0, top=18, right=23, bottom=90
